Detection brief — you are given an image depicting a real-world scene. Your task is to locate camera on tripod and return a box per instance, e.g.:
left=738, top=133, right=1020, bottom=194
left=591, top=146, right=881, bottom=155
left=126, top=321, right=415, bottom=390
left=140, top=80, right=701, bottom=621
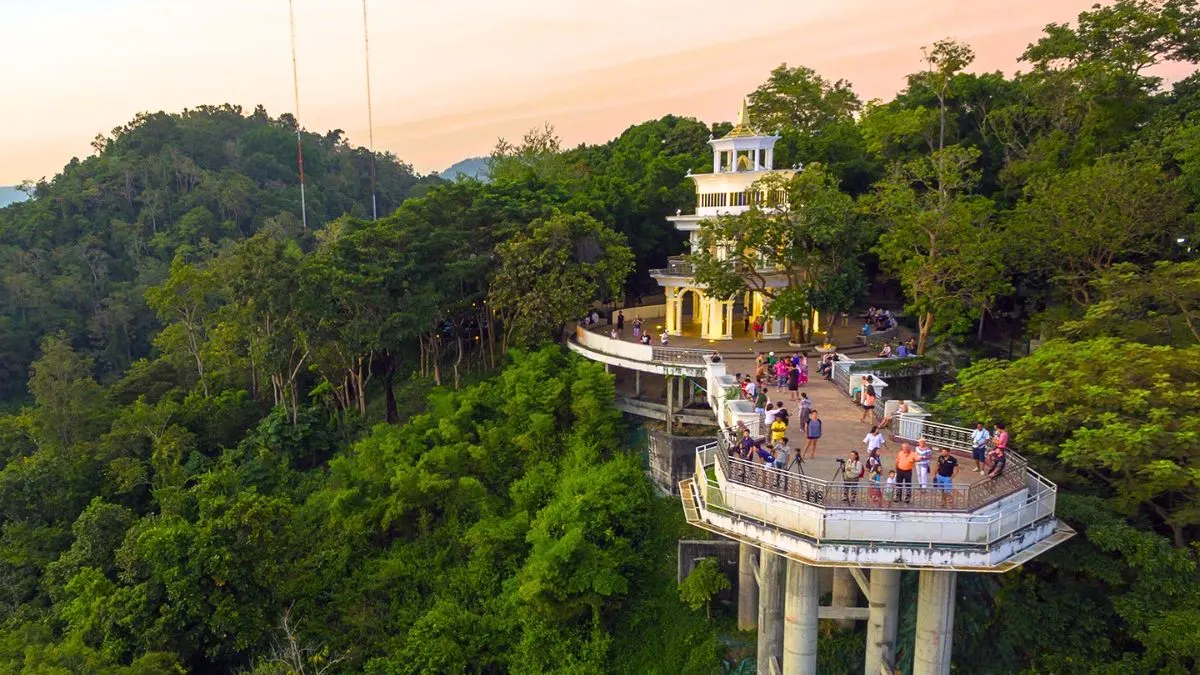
left=835, top=458, right=845, bottom=464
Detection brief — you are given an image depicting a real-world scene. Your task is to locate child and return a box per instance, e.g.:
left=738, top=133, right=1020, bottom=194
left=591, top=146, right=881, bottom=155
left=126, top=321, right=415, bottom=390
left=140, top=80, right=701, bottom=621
left=774, top=358, right=788, bottom=387
left=884, top=470, right=897, bottom=505
left=868, top=465, right=884, bottom=507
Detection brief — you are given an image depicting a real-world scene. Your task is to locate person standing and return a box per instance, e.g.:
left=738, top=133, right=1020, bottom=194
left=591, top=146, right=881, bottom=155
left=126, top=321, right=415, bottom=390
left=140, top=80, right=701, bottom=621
left=868, top=464, right=884, bottom=507
left=660, top=332, right=669, bottom=346
left=786, top=362, right=800, bottom=401
left=632, top=316, right=642, bottom=340
left=773, top=437, right=792, bottom=471
left=754, top=387, right=769, bottom=415
left=992, top=423, right=1009, bottom=455
left=803, top=410, right=821, bottom=459
left=894, top=443, right=916, bottom=503
left=860, top=386, right=877, bottom=423
left=935, top=447, right=959, bottom=506
left=970, top=422, right=991, bottom=473
left=863, top=425, right=886, bottom=457
left=797, top=393, right=812, bottom=435
left=843, top=450, right=864, bottom=504
left=616, top=311, right=625, bottom=336
left=914, top=438, right=934, bottom=489
left=770, top=411, right=788, bottom=446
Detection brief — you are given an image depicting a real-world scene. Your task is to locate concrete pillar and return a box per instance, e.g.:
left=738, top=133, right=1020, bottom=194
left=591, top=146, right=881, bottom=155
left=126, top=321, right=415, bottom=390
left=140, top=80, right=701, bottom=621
left=914, top=375, right=924, bottom=399
left=783, top=559, right=819, bottom=675
left=913, top=570, right=956, bottom=675
left=737, top=543, right=758, bottom=631
left=757, top=550, right=786, bottom=675
left=865, top=568, right=901, bottom=675
left=832, top=568, right=859, bottom=630
left=665, top=375, right=673, bottom=435
left=634, top=370, right=641, bottom=398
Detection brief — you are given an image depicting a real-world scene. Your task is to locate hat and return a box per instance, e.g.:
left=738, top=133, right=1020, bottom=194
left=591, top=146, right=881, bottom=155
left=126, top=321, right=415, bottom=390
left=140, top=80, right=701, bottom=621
left=769, top=351, right=774, bottom=356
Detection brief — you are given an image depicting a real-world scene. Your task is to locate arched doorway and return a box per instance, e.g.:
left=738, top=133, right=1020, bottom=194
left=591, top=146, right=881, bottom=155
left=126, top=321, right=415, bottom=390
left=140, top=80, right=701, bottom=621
left=679, top=289, right=702, bottom=337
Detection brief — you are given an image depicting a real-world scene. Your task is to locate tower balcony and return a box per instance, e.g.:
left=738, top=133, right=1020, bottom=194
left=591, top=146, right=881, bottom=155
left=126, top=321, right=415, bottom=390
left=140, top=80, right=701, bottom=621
left=682, top=438, right=1073, bottom=572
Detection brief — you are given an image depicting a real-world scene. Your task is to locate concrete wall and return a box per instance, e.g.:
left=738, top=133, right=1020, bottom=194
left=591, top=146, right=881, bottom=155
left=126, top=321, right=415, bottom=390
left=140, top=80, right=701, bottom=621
left=677, top=539, right=741, bottom=607
left=649, top=429, right=718, bottom=495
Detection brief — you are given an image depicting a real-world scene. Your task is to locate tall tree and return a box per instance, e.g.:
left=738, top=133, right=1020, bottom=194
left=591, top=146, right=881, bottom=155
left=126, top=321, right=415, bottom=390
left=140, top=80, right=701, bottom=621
left=871, top=146, right=1008, bottom=353
left=1006, top=156, right=1189, bottom=307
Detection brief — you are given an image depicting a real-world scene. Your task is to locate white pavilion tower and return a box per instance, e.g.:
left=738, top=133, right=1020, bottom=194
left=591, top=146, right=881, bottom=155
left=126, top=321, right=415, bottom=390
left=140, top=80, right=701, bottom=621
left=652, top=100, right=799, bottom=341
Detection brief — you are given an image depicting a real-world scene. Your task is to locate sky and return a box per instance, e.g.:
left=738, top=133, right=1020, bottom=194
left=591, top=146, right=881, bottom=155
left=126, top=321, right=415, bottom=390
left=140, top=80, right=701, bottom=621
left=0, top=0, right=1152, bottom=184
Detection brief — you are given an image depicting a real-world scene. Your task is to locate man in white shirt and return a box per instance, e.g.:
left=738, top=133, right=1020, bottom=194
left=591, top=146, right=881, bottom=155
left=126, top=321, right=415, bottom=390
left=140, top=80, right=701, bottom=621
left=970, top=421, right=991, bottom=473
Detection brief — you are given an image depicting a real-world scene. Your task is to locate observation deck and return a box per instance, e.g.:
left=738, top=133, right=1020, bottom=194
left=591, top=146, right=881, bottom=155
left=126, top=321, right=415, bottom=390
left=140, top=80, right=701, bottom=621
left=570, top=319, right=1074, bottom=572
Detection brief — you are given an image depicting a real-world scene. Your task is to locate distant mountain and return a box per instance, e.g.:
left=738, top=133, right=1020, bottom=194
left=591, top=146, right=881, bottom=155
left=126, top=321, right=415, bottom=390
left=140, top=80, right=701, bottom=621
left=439, top=157, right=489, bottom=181
left=0, top=186, right=28, bottom=208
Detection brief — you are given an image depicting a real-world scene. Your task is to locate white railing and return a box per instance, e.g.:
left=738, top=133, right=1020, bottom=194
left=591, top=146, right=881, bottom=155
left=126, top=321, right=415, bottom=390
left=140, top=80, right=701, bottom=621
left=694, top=445, right=1058, bottom=547
left=574, top=325, right=653, bottom=361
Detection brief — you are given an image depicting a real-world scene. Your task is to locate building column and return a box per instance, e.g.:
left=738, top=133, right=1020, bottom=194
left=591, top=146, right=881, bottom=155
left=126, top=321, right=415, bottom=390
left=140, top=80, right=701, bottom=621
left=913, top=570, right=957, bottom=675
left=674, top=291, right=684, bottom=337
left=783, top=559, right=819, bottom=675
left=634, top=370, right=641, bottom=398
left=757, top=550, right=786, bottom=675
left=865, top=568, right=901, bottom=675
left=737, top=543, right=758, bottom=631
left=832, top=569, right=859, bottom=631
left=666, top=290, right=675, bottom=336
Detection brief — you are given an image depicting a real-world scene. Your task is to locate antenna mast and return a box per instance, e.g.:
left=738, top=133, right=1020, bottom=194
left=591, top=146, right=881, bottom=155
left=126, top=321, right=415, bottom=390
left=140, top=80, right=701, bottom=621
left=288, top=0, right=308, bottom=229
left=362, top=0, right=378, bottom=220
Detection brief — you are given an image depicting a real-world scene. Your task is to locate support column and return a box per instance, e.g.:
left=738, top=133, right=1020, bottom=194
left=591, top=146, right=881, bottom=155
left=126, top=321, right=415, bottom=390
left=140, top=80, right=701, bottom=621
left=737, top=543, right=758, bottom=631
left=665, top=375, right=674, bottom=435
left=757, top=551, right=786, bottom=675
left=783, top=559, right=819, bottom=675
left=913, top=570, right=956, bottom=675
left=634, top=370, right=641, bottom=398
left=865, top=568, right=901, bottom=675
left=832, top=568, right=859, bottom=631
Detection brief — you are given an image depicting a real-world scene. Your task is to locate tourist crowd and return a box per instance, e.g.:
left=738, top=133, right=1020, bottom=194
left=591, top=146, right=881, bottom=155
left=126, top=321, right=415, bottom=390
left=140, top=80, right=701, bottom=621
left=725, top=351, right=1012, bottom=508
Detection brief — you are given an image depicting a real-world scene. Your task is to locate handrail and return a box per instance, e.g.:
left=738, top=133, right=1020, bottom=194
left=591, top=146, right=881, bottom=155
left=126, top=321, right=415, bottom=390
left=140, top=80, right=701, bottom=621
left=694, top=450, right=1058, bottom=546
left=653, top=345, right=717, bottom=364
left=711, top=431, right=1026, bottom=513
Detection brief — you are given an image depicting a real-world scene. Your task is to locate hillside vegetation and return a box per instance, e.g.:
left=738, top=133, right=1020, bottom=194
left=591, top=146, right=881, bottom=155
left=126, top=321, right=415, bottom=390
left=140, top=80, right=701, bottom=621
left=0, top=2, right=1198, bottom=673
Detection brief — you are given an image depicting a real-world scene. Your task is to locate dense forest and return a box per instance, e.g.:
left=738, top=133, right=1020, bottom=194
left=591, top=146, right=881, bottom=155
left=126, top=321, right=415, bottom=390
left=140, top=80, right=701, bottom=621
left=0, top=1, right=1198, bottom=673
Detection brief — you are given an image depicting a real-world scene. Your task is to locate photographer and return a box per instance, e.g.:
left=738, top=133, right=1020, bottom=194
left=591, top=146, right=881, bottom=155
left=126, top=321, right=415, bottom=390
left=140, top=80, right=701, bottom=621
left=842, top=450, right=864, bottom=504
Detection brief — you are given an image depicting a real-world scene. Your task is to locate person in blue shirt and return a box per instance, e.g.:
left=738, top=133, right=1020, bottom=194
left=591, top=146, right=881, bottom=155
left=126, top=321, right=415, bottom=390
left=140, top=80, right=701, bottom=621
left=896, top=342, right=910, bottom=358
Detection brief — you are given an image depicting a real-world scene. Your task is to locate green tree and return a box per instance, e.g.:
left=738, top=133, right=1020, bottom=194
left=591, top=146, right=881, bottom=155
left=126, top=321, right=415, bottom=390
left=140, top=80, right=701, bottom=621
left=27, top=334, right=111, bottom=448
left=870, top=145, right=1008, bottom=353
left=678, top=557, right=730, bottom=620
left=488, top=212, right=633, bottom=349
left=1007, top=157, right=1189, bottom=307
left=1060, top=260, right=1200, bottom=345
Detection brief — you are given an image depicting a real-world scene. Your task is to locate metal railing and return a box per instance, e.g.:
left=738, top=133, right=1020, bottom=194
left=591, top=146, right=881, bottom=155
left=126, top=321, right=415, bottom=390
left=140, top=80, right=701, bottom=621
left=652, top=346, right=717, bottom=365
left=712, top=431, right=1027, bottom=513
left=649, top=256, right=695, bottom=277
left=694, top=446, right=1059, bottom=545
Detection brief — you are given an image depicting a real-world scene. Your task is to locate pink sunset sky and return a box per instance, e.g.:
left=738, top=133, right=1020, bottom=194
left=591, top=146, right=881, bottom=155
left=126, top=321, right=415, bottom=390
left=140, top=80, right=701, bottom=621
left=0, top=0, right=1170, bottom=185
